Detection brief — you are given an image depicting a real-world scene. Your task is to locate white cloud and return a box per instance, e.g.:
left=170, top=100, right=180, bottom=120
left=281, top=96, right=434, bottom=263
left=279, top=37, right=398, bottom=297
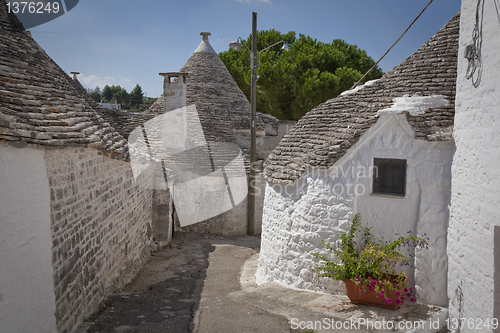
left=78, top=74, right=114, bottom=89
left=78, top=74, right=134, bottom=90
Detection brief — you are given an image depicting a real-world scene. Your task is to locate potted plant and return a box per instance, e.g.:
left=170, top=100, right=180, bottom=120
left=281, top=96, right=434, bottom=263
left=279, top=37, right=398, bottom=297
left=312, top=214, right=428, bottom=310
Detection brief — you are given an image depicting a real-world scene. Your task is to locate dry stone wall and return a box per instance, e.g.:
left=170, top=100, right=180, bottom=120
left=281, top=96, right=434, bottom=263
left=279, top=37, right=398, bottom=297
left=44, top=147, right=154, bottom=333
left=175, top=196, right=248, bottom=236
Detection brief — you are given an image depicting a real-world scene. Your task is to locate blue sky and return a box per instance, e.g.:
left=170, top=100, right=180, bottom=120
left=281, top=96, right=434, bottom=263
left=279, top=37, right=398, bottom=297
left=29, top=0, right=461, bottom=98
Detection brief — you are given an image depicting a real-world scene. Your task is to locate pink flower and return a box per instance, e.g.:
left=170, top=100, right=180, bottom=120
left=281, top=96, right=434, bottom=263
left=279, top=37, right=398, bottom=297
left=395, top=291, right=401, bottom=296
left=355, top=275, right=360, bottom=282
left=404, top=288, right=408, bottom=293
left=395, top=299, right=401, bottom=304
left=410, top=298, right=415, bottom=302
left=387, top=298, right=392, bottom=304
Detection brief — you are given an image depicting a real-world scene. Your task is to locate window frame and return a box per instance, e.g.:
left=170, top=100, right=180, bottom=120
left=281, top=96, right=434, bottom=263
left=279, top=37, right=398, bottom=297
left=372, top=158, right=407, bottom=197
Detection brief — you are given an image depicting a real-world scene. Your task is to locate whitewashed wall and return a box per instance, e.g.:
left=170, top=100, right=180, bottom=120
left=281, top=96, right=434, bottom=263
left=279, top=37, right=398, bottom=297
left=0, top=145, right=57, bottom=333
left=257, top=114, right=454, bottom=306
left=448, top=0, right=500, bottom=330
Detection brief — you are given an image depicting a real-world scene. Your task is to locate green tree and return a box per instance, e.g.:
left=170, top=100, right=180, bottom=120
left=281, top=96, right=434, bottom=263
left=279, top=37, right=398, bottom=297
left=102, top=85, right=125, bottom=103
left=101, top=85, right=113, bottom=102
left=86, top=86, right=102, bottom=102
left=130, top=84, right=144, bottom=108
left=130, top=97, right=158, bottom=112
left=219, top=30, right=384, bottom=120
left=113, top=87, right=130, bottom=108
left=99, top=84, right=155, bottom=112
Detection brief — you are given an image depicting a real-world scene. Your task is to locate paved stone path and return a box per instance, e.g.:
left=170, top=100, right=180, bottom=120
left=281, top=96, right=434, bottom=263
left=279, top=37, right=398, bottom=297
left=82, top=232, right=447, bottom=333
left=84, top=233, right=292, bottom=333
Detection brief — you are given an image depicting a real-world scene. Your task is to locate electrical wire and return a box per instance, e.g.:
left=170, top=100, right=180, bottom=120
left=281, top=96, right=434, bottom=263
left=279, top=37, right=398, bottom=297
left=466, top=0, right=482, bottom=80
left=348, top=0, right=435, bottom=91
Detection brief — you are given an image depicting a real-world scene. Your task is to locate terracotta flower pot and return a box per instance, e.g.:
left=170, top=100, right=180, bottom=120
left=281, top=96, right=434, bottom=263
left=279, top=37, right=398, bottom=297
left=343, top=276, right=409, bottom=310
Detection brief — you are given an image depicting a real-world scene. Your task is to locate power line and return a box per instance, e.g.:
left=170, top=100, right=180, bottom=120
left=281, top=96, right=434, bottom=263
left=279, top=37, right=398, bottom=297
left=349, top=0, right=435, bottom=91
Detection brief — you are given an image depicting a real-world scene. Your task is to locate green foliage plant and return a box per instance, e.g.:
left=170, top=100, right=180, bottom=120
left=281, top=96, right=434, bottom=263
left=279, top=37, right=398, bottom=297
left=312, top=214, right=428, bottom=306
left=130, top=84, right=144, bottom=108
left=219, top=30, right=384, bottom=120
left=88, top=84, right=154, bottom=112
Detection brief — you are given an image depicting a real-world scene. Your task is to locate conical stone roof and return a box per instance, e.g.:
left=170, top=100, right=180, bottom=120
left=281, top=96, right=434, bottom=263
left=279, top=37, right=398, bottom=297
left=264, top=12, right=460, bottom=185
left=0, top=0, right=128, bottom=159
left=148, top=32, right=268, bottom=142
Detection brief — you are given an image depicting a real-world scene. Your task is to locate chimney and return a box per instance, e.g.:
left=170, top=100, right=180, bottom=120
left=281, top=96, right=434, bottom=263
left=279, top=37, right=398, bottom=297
left=200, top=32, right=211, bottom=42
left=70, top=72, right=80, bottom=81
left=159, top=72, right=189, bottom=112
left=158, top=72, right=190, bottom=151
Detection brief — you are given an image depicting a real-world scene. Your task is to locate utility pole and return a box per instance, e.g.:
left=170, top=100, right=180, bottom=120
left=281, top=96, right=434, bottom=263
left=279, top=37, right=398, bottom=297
left=248, top=12, right=257, bottom=236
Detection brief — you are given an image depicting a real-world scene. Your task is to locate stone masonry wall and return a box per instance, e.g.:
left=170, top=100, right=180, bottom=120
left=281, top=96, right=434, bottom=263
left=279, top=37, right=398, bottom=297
left=151, top=189, right=172, bottom=243
left=44, top=147, right=154, bottom=333
left=448, top=0, right=500, bottom=330
left=176, top=196, right=248, bottom=236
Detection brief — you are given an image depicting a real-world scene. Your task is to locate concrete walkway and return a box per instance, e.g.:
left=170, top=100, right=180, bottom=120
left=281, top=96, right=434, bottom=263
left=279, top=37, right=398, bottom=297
left=83, top=233, right=447, bottom=333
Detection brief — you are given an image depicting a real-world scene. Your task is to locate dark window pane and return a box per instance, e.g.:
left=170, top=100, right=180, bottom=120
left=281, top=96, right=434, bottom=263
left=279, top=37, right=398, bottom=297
left=373, top=158, right=406, bottom=196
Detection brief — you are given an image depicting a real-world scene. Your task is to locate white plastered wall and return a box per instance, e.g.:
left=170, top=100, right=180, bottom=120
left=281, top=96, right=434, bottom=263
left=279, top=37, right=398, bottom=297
left=257, top=114, right=454, bottom=306
left=0, top=145, right=57, bottom=332
left=448, top=0, right=500, bottom=330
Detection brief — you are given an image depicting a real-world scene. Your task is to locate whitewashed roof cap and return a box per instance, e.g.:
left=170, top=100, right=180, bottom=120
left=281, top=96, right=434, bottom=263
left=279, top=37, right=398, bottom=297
left=195, top=32, right=216, bottom=53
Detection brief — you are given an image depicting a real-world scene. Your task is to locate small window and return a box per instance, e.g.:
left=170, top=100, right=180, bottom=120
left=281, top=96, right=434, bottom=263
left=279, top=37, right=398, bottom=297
left=372, top=158, right=406, bottom=196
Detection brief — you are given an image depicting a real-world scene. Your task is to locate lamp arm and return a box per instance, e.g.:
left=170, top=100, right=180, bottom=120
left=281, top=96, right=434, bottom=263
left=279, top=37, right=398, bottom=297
left=258, top=40, right=286, bottom=53
left=237, top=37, right=251, bottom=52
left=257, top=40, right=286, bottom=69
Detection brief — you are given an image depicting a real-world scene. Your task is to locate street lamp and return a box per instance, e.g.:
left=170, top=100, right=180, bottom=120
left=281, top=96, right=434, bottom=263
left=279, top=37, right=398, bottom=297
left=229, top=37, right=248, bottom=52
left=229, top=12, right=288, bottom=236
